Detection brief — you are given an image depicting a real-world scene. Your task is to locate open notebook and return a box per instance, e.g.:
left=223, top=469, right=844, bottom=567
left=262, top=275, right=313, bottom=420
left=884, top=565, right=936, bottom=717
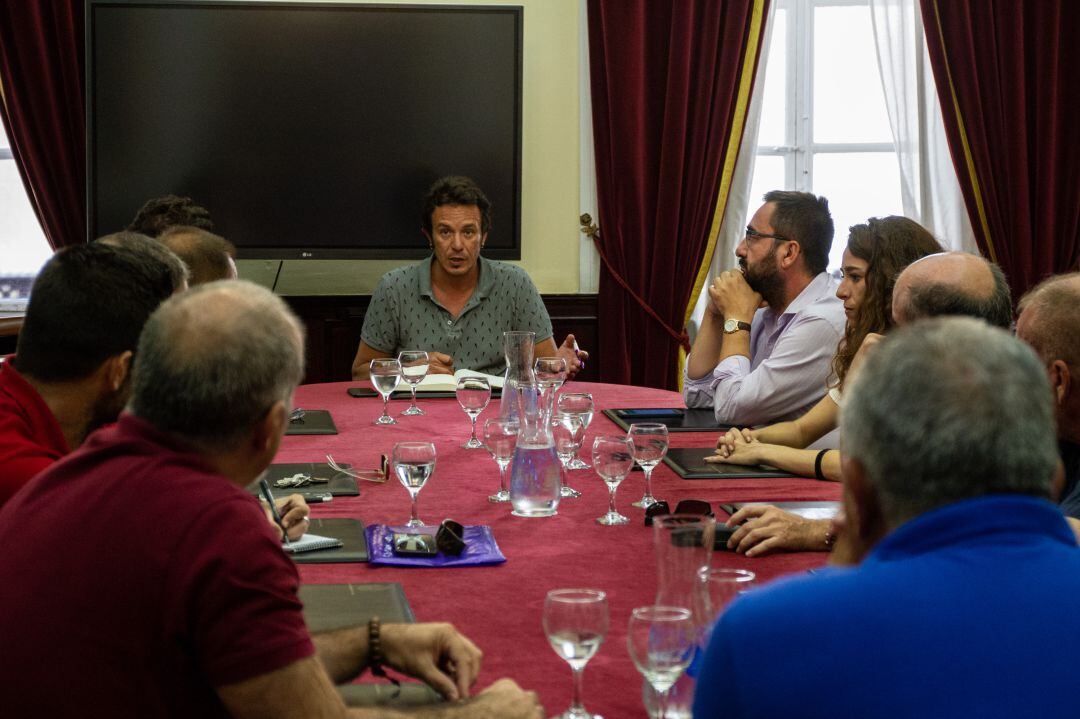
left=410, top=369, right=504, bottom=392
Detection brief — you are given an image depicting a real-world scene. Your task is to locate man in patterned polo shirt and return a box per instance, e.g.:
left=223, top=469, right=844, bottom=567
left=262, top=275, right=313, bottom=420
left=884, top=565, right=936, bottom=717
left=352, top=176, right=587, bottom=380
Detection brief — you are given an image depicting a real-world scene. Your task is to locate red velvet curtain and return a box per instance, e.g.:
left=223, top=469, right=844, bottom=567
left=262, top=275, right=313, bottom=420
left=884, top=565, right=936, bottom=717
left=0, top=1, right=85, bottom=250
left=920, top=0, right=1080, bottom=299
left=587, top=0, right=768, bottom=389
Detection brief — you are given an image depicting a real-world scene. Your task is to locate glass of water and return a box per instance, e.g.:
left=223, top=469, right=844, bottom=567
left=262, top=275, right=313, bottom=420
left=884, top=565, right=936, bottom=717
left=543, top=589, right=609, bottom=719
left=483, top=418, right=519, bottom=503
left=456, top=376, right=491, bottom=449
left=591, top=435, right=635, bottom=525
left=392, top=441, right=436, bottom=528
left=627, top=606, right=695, bottom=719
left=558, top=392, right=594, bottom=469
left=535, top=356, right=569, bottom=397
left=552, top=412, right=584, bottom=498
left=629, top=422, right=668, bottom=509
left=397, top=350, right=429, bottom=416
left=369, top=358, right=401, bottom=425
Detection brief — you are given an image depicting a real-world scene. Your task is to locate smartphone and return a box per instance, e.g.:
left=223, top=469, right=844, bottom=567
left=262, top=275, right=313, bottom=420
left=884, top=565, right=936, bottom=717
left=347, top=387, right=377, bottom=398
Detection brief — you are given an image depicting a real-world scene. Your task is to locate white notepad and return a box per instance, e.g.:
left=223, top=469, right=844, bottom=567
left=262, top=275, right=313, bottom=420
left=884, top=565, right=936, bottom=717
left=413, top=369, right=505, bottom=392
left=283, top=533, right=344, bottom=554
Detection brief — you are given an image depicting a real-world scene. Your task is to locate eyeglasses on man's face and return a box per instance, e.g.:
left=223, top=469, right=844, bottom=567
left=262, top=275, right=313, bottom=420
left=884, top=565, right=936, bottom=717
left=743, top=226, right=789, bottom=244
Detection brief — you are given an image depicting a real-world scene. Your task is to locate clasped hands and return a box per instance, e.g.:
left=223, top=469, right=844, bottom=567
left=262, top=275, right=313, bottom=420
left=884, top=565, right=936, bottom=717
left=706, top=270, right=763, bottom=321
left=378, top=622, right=543, bottom=716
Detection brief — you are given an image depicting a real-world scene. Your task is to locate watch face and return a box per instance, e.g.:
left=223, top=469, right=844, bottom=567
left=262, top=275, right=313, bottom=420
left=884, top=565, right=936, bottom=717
left=724, top=319, right=736, bottom=332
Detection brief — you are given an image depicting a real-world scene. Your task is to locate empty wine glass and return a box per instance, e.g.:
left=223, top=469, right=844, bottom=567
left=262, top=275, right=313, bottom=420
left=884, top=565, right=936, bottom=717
left=483, top=418, right=519, bottom=503
left=627, top=606, right=695, bottom=719
left=369, top=358, right=401, bottom=425
left=591, top=435, right=635, bottom=525
left=456, top=376, right=491, bottom=449
left=544, top=589, right=609, bottom=719
left=535, top=356, right=568, bottom=414
left=397, top=350, right=429, bottom=416
left=629, top=423, right=668, bottom=508
left=392, top=441, right=436, bottom=528
left=558, top=392, right=594, bottom=469
left=552, top=413, right=584, bottom=498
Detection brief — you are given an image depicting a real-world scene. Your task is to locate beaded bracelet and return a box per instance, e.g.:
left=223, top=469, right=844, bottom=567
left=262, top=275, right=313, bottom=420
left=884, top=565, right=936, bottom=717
left=367, top=616, right=400, bottom=693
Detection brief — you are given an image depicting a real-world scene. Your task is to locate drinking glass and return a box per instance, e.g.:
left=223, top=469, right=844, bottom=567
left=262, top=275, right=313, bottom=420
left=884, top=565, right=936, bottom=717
left=699, top=567, right=756, bottom=641
left=369, top=358, right=401, bottom=425
left=558, top=392, right=594, bottom=469
left=483, top=418, right=519, bottom=503
left=552, top=413, right=584, bottom=498
left=535, top=356, right=569, bottom=397
left=629, top=423, right=668, bottom=509
left=456, top=376, right=491, bottom=449
left=543, top=589, right=609, bottom=719
left=627, top=606, right=695, bottom=719
left=591, top=435, right=635, bottom=525
left=392, top=441, right=436, bottom=528
left=397, top=350, right=429, bottom=416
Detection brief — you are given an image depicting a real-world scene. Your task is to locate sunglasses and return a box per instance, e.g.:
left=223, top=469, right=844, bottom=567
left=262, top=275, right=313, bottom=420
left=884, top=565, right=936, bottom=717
left=644, top=499, right=713, bottom=526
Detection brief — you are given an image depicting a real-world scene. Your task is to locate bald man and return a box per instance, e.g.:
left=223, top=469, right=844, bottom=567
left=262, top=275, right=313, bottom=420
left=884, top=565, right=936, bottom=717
left=159, top=226, right=238, bottom=285
left=1016, top=273, right=1080, bottom=519
left=890, top=251, right=1013, bottom=328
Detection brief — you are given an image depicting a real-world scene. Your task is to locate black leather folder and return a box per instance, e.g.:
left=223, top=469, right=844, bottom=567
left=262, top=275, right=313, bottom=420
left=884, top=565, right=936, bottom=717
left=299, top=583, right=441, bottom=708
left=603, top=408, right=733, bottom=433
left=284, top=409, right=338, bottom=435
left=299, top=582, right=414, bottom=631
left=253, top=463, right=360, bottom=498
left=290, top=518, right=368, bottom=564
left=663, top=447, right=799, bottom=479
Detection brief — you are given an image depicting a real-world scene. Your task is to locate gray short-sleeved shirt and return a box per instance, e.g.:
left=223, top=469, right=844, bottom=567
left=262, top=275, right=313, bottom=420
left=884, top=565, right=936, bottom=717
left=361, top=255, right=554, bottom=376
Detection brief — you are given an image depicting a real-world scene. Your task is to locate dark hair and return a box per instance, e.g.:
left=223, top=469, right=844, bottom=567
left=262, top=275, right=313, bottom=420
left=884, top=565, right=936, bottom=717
left=762, top=190, right=833, bottom=275
left=159, top=226, right=237, bottom=285
left=127, top=194, right=214, bottom=237
left=421, top=176, right=492, bottom=235
left=14, top=244, right=175, bottom=382
left=907, top=261, right=1013, bottom=329
left=95, top=231, right=189, bottom=292
left=832, top=217, right=944, bottom=388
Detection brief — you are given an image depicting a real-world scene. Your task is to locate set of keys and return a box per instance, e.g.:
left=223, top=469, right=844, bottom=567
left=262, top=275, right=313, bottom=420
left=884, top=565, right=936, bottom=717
left=273, top=472, right=329, bottom=489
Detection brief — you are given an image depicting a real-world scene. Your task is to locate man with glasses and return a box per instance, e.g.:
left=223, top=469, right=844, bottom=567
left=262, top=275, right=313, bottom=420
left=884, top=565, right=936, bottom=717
left=684, top=191, right=845, bottom=426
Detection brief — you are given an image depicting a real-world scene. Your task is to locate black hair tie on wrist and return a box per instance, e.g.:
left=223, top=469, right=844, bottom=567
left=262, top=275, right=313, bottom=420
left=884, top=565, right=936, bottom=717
left=814, top=449, right=829, bottom=481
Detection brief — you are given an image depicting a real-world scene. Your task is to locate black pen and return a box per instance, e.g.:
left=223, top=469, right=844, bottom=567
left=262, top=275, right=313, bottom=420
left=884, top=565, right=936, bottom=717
left=258, top=478, right=292, bottom=547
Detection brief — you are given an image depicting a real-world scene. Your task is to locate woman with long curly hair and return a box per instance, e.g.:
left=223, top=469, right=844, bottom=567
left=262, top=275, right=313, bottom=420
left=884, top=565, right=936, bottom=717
left=706, top=216, right=943, bottom=555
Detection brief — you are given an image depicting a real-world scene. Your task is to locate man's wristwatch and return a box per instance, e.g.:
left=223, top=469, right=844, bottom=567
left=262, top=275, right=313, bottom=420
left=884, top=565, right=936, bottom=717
left=723, top=319, right=752, bottom=334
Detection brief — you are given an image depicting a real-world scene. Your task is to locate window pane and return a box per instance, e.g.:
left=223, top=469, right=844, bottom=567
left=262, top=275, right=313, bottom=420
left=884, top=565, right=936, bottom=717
left=0, top=161, right=51, bottom=279
left=756, top=7, right=787, bottom=147
left=745, top=154, right=786, bottom=225
left=813, top=5, right=893, bottom=144
left=812, top=152, right=904, bottom=269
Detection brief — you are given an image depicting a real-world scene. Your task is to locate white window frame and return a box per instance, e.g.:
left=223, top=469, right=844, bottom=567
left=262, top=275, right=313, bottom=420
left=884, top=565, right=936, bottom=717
left=760, top=0, right=895, bottom=196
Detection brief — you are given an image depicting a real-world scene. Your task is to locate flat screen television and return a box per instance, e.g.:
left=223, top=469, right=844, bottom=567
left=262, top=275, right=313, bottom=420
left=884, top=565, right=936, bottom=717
left=86, top=1, right=523, bottom=260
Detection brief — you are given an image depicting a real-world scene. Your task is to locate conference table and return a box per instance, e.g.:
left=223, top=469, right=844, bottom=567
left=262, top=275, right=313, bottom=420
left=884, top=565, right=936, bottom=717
left=281, top=381, right=841, bottom=717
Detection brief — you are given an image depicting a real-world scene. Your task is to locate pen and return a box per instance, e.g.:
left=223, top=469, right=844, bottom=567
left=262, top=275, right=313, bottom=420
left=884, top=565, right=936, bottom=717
left=258, top=478, right=292, bottom=547
left=572, top=338, right=586, bottom=370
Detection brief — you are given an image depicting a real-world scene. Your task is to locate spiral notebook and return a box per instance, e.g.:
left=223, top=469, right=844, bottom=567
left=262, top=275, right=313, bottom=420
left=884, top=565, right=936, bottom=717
left=284, top=533, right=343, bottom=554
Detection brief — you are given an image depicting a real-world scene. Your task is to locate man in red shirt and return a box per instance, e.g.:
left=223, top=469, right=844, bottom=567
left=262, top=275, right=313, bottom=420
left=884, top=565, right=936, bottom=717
left=0, top=280, right=541, bottom=719
left=0, top=242, right=175, bottom=504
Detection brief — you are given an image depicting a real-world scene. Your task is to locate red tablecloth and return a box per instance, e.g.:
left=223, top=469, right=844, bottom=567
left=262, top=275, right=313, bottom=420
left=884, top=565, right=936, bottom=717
left=282, top=381, right=839, bottom=717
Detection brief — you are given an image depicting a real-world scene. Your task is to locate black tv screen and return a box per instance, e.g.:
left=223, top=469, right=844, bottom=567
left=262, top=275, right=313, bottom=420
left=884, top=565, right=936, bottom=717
left=86, top=1, right=523, bottom=259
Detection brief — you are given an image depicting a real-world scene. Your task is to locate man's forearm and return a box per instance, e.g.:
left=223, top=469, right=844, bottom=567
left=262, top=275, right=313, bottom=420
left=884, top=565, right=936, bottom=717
left=687, top=312, right=725, bottom=380
left=314, top=627, right=370, bottom=684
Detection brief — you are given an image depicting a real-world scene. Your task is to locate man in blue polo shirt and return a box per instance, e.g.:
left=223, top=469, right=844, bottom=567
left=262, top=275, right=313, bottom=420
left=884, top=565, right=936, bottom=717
left=352, top=176, right=586, bottom=379
left=693, top=317, right=1077, bottom=718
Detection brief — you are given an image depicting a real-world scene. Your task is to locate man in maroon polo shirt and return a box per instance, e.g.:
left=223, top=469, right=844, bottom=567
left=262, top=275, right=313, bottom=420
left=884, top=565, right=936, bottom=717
left=0, top=281, right=541, bottom=719
left=0, top=242, right=175, bottom=505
